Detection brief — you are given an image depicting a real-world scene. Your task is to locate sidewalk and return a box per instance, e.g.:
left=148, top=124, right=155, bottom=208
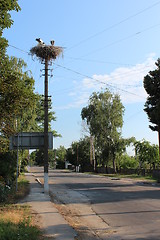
left=21, top=172, right=77, bottom=240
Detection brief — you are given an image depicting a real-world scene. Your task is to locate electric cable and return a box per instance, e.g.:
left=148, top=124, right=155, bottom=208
left=53, top=63, right=146, bottom=100
left=78, top=23, right=160, bottom=58
left=6, top=44, right=155, bottom=100
left=66, top=0, right=160, bottom=51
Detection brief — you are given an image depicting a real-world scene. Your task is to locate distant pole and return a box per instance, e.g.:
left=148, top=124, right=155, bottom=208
left=92, top=140, right=96, bottom=172
left=76, top=144, right=79, bottom=172
left=44, top=57, right=49, bottom=194
left=54, top=149, right=56, bottom=168
left=90, top=136, right=93, bottom=165
left=16, top=132, right=19, bottom=191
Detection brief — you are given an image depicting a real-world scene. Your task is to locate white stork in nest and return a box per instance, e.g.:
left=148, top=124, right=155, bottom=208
left=36, top=38, right=45, bottom=45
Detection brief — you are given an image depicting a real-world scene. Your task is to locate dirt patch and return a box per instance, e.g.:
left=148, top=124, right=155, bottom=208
left=50, top=190, right=115, bottom=240
left=51, top=200, right=100, bottom=240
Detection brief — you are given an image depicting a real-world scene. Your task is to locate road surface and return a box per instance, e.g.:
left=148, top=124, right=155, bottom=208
left=31, top=167, right=160, bottom=240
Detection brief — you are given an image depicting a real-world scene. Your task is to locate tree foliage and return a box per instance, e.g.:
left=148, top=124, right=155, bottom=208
left=0, top=151, right=17, bottom=184
left=65, top=137, right=92, bottom=171
left=0, top=0, right=20, bottom=32
left=55, top=146, right=66, bottom=169
left=144, top=58, right=160, bottom=133
left=119, top=154, right=138, bottom=170
left=134, top=140, right=159, bottom=169
left=0, top=57, right=37, bottom=152
left=81, top=89, right=124, bottom=171
left=0, top=0, right=20, bottom=54
left=0, top=0, right=58, bottom=182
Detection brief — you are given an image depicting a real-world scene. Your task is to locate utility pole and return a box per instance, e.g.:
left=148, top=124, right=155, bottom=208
left=16, top=119, right=19, bottom=192
left=30, top=39, right=63, bottom=194
left=44, top=57, right=49, bottom=193
left=76, top=144, right=79, bottom=172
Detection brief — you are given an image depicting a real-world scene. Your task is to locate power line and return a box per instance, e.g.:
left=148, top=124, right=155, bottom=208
left=53, top=63, right=146, bottom=100
left=79, top=22, right=160, bottom=58
left=6, top=43, right=154, bottom=99
left=52, top=65, right=151, bottom=93
left=8, top=44, right=29, bottom=54
left=7, top=43, right=153, bottom=84
left=124, top=110, right=145, bottom=126
left=64, top=57, right=135, bottom=66
left=66, top=0, right=160, bottom=51
left=8, top=20, right=159, bottom=66
left=53, top=60, right=155, bottom=86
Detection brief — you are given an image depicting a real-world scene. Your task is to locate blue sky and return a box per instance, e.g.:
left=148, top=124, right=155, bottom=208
left=4, top=0, right=160, bottom=150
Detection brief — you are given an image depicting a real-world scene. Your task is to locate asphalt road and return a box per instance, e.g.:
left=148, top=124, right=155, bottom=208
left=31, top=167, right=160, bottom=239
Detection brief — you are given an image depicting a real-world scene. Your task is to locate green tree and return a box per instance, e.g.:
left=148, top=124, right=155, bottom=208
left=29, top=151, right=36, bottom=166
left=56, top=146, right=66, bottom=169
left=144, top=58, right=160, bottom=158
left=76, top=137, right=91, bottom=171
left=0, top=0, right=59, bottom=180
left=66, top=138, right=92, bottom=171
left=81, top=89, right=124, bottom=172
left=32, top=149, right=54, bottom=166
left=134, top=140, right=159, bottom=170
left=66, top=147, right=75, bottom=166
left=0, top=57, right=37, bottom=152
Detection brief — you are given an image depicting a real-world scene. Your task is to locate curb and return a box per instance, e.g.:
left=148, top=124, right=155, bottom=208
left=35, top=178, right=42, bottom=185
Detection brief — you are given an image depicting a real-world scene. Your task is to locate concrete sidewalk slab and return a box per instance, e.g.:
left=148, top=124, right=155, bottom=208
left=21, top=172, right=77, bottom=240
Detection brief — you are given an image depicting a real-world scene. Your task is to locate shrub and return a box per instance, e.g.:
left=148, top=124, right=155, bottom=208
left=0, top=183, right=12, bottom=202
left=0, top=151, right=17, bottom=184
left=120, top=155, right=138, bottom=170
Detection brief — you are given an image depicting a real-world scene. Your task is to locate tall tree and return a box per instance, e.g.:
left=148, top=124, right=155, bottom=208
left=143, top=59, right=160, bottom=158
left=0, top=57, right=37, bottom=151
left=81, top=89, right=124, bottom=172
left=0, top=0, right=21, bottom=151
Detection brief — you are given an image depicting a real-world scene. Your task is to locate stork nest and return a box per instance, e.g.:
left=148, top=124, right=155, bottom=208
left=30, top=45, right=63, bottom=62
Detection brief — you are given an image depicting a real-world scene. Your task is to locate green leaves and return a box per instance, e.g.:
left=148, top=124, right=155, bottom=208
left=81, top=89, right=124, bottom=169
left=144, top=58, right=160, bottom=131
left=81, top=89, right=124, bottom=145
left=0, top=0, right=20, bottom=33
left=134, top=140, right=159, bottom=168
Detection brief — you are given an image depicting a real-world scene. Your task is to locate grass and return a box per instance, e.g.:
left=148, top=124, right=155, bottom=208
left=0, top=205, right=42, bottom=240
left=0, top=175, right=45, bottom=240
left=15, top=175, right=30, bottom=201
left=85, top=172, right=157, bottom=182
left=101, top=173, right=152, bottom=179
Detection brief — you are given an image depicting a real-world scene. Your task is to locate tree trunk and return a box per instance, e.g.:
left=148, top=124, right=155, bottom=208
left=112, top=152, right=117, bottom=173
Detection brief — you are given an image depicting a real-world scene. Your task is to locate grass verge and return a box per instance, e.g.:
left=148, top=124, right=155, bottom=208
left=0, top=205, right=42, bottom=240
left=85, top=172, right=157, bottom=182
left=0, top=175, right=45, bottom=240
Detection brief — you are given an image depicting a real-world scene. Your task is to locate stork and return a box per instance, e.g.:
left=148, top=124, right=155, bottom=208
left=50, top=40, right=55, bottom=46
left=36, top=38, right=45, bottom=45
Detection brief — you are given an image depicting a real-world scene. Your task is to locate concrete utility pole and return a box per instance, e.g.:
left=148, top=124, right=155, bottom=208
left=44, top=57, right=49, bottom=193
left=30, top=39, right=63, bottom=194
